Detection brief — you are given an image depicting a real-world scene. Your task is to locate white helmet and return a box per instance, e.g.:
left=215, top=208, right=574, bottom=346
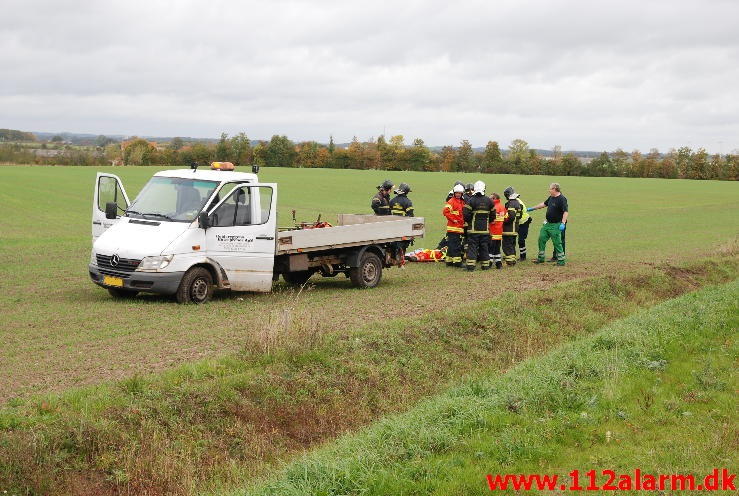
left=473, top=180, right=486, bottom=195
left=453, top=184, right=464, bottom=193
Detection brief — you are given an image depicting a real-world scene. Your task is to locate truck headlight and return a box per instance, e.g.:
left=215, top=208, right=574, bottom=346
left=137, top=255, right=173, bottom=271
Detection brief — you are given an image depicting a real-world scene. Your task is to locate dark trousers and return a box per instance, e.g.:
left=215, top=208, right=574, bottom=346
left=502, top=235, right=517, bottom=265
left=518, top=219, right=531, bottom=260
left=445, top=232, right=463, bottom=264
left=490, top=238, right=502, bottom=267
left=466, top=233, right=491, bottom=269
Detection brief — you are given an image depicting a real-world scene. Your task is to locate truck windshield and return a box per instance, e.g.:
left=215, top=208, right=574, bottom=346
left=126, top=177, right=219, bottom=222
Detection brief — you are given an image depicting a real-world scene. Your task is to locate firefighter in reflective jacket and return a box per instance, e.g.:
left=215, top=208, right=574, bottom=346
left=502, top=186, right=523, bottom=266
left=489, top=192, right=506, bottom=269
left=517, top=195, right=532, bottom=261
left=371, top=179, right=393, bottom=215
left=442, top=184, right=465, bottom=267
left=389, top=183, right=414, bottom=217
left=463, top=181, right=494, bottom=271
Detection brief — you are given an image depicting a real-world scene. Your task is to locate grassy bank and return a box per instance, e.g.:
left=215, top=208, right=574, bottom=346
left=0, top=256, right=737, bottom=495
left=236, top=279, right=738, bottom=496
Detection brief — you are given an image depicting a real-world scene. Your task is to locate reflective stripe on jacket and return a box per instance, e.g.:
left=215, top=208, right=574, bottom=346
left=489, top=197, right=506, bottom=239
left=463, top=194, right=494, bottom=234
left=443, top=197, right=465, bottom=233
left=389, top=194, right=414, bottom=216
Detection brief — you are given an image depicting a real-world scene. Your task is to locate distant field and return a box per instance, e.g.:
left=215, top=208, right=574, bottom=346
left=0, top=165, right=737, bottom=401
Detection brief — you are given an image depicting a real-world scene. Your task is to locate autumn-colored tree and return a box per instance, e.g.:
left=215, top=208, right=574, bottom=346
left=675, top=146, right=692, bottom=178
left=122, top=138, right=156, bottom=166
left=528, top=149, right=542, bottom=175
left=438, top=145, right=456, bottom=172
left=659, top=151, right=678, bottom=179
left=707, top=154, right=722, bottom=180
left=296, top=141, right=322, bottom=168
left=690, top=148, right=709, bottom=180
left=642, top=148, right=660, bottom=178
left=347, top=137, right=364, bottom=169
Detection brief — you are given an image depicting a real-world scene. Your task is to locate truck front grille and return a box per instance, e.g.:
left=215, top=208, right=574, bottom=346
left=96, top=254, right=141, bottom=273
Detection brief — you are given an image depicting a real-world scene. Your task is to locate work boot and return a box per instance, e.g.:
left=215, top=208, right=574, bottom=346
left=481, top=265, right=491, bottom=270
left=519, top=254, right=527, bottom=261
left=453, top=261, right=463, bottom=268
left=495, top=262, right=503, bottom=269
left=533, top=259, right=546, bottom=264
left=446, top=261, right=454, bottom=267
left=549, top=256, right=557, bottom=262
left=466, top=265, right=475, bottom=272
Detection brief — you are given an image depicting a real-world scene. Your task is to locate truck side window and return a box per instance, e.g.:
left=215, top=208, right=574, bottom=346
left=98, top=176, right=126, bottom=212
left=254, top=186, right=273, bottom=224
left=211, top=187, right=251, bottom=227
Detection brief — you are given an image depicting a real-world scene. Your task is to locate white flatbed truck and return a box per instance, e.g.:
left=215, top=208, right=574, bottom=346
left=89, top=165, right=424, bottom=303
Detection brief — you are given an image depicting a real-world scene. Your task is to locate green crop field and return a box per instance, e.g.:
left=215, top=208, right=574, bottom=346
left=0, top=165, right=737, bottom=495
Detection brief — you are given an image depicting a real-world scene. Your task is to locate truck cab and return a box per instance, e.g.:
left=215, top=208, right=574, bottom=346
left=90, top=165, right=278, bottom=303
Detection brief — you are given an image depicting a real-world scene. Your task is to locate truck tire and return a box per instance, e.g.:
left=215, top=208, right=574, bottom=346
left=349, top=252, right=382, bottom=288
left=176, top=267, right=213, bottom=304
left=107, top=287, right=138, bottom=299
left=283, top=270, right=312, bottom=286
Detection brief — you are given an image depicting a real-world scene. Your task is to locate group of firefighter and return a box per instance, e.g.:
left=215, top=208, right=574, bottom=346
left=371, top=179, right=568, bottom=268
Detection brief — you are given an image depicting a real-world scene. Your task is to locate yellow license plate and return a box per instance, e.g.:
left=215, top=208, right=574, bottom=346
left=103, top=275, right=124, bottom=287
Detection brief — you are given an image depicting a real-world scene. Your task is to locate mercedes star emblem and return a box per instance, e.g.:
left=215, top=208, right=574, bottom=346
left=111, top=254, right=120, bottom=267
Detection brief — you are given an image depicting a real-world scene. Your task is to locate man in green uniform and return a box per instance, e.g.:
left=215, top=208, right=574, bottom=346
left=527, top=182, right=568, bottom=266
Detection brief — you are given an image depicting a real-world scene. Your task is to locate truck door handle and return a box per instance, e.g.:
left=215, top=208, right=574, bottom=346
left=256, top=236, right=274, bottom=240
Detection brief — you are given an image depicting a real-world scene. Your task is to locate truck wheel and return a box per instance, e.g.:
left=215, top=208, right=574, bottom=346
left=107, top=287, right=138, bottom=299
left=283, top=270, right=312, bottom=285
left=176, top=267, right=213, bottom=304
left=349, top=252, right=382, bottom=288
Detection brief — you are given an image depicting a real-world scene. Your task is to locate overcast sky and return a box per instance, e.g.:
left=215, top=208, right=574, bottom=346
left=1, top=0, right=737, bottom=152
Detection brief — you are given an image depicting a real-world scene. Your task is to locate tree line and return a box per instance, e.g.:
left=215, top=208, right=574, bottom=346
left=0, top=131, right=736, bottom=181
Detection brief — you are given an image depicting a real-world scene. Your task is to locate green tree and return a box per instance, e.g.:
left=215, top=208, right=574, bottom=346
left=561, top=153, right=580, bottom=176
left=264, top=135, right=297, bottom=167
left=508, top=139, right=530, bottom=163
left=407, top=138, right=431, bottom=171
left=229, top=132, right=252, bottom=166
left=481, top=141, right=503, bottom=173
left=215, top=132, right=231, bottom=161
left=589, top=152, right=612, bottom=177
left=455, top=140, right=475, bottom=172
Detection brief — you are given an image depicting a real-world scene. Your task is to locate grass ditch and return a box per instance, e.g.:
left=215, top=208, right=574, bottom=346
left=235, top=277, right=738, bottom=496
left=0, top=255, right=737, bottom=495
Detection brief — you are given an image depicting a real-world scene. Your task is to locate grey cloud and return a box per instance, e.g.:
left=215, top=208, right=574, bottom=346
left=0, top=0, right=737, bottom=152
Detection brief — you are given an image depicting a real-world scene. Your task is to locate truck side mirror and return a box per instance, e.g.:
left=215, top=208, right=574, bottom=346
left=198, top=211, right=210, bottom=229
left=105, top=202, right=118, bottom=219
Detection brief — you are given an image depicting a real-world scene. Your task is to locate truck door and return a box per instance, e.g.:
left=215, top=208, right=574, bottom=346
left=92, top=172, right=130, bottom=241
left=204, top=183, right=277, bottom=292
